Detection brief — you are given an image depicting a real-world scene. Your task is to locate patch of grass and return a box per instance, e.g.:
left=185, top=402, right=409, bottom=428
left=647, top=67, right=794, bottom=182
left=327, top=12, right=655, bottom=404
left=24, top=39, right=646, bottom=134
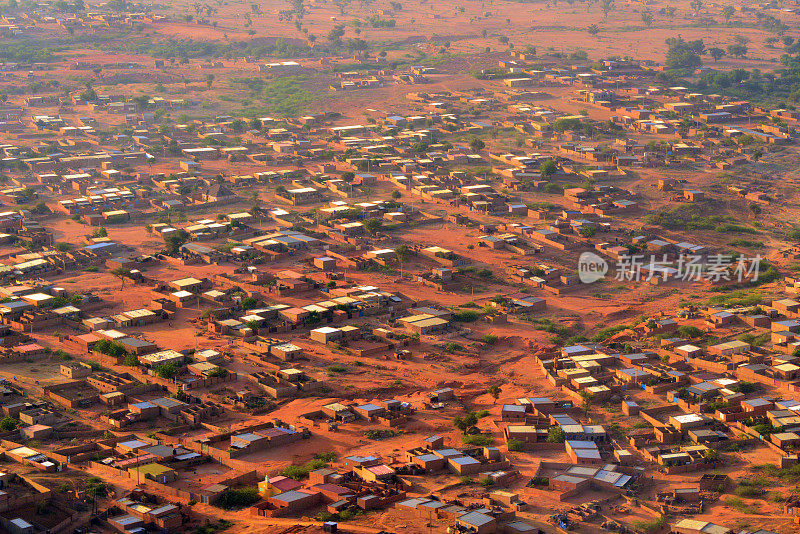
left=461, top=434, right=494, bottom=446
left=737, top=331, right=771, bottom=346
left=644, top=203, right=726, bottom=230
left=235, top=75, right=321, bottom=117
left=724, top=496, right=760, bottom=514
left=734, top=485, right=761, bottom=497
left=768, top=492, right=784, bottom=503
left=193, top=519, right=234, bottom=534
left=706, top=290, right=763, bottom=307
left=729, top=238, right=765, bottom=249
left=752, top=463, right=800, bottom=481
left=630, top=516, right=666, bottom=534
left=716, top=223, right=759, bottom=234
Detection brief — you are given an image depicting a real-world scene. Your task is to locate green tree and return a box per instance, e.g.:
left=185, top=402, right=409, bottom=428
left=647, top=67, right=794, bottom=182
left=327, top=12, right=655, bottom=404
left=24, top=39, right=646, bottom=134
left=722, top=5, right=733, bottom=22
left=453, top=411, right=479, bottom=434
left=110, top=267, right=131, bottom=290
left=80, top=83, right=98, bottom=102
left=469, top=137, right=485, bottom=151
left=727, top=43, right=747, bottom=58
left=0, top=416, right=17, bottom=431
left=395, top=244, right=411, bottom=262
left=677, top=325, right=703, bottom=338
left=601, top=0, right=614, bottom=19
left=156, top=362, right=180, bottom=379
left=546, top=426, right=565, bottom=443
left=363, top=218, right=383, bottom=236
left=709, top=47, right=725, bottom=62
left=665, top=37, right=703, bottom=69
left=488, top=384, right=501, bottom=403
left=132, top=95, right=149, bottom=110
left=163, top=229, right=189, bottom=254
left=540, top=159, right=558, bottom=177
left=580, top=390, right=594, bottom=416
left=587, top=24, right=600, bottom=36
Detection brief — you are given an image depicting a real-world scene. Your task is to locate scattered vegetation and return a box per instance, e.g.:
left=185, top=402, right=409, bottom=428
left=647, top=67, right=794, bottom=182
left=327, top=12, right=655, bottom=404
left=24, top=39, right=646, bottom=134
left=461, top=434, right=494, bottom=446
left=364, top=429, right=398, bottom=440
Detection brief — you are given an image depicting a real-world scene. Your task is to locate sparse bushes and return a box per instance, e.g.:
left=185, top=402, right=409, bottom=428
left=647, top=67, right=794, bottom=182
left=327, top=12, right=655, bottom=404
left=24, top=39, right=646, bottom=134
left=94, top=339, right=130, bottom=359
left=462, top=434, right=493, bottom=446
left=591, top=325, right=627, bottom=342
left=631, top=516, right=666, bottom=534
left=364, top=429, right=398, bottom=440
left=280, top=458, right=330, bottom=479
left=452, top=310, right=481, bottom=322
left=678, top=325, right=703, bottom=338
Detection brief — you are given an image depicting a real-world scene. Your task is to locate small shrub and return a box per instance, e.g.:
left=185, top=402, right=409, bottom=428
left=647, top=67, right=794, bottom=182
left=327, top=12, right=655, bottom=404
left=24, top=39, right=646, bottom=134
left=481, top=334, right=499, bottom=345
